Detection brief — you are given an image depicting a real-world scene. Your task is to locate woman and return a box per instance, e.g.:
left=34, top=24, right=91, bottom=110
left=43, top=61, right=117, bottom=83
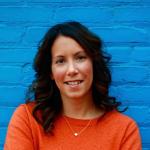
left=4, top=21, right=142, bottom=150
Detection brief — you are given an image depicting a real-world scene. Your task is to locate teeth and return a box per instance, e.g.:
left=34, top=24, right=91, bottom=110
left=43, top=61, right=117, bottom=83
left=66, top=81, right=81, bottom=85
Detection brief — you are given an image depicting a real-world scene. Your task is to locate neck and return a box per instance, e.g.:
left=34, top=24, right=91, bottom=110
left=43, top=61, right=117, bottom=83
left=61, top=94, right=102, bottom=119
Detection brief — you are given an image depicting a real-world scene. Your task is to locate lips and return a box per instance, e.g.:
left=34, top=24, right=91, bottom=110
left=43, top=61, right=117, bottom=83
left=64, top=80, right=83, bottom=86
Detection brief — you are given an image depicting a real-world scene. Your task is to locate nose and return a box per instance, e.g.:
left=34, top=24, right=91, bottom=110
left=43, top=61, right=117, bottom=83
left=67, top=61, right=78, bottom=76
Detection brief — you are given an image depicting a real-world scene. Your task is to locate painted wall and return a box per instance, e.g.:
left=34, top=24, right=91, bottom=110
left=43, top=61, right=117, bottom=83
left=0, top=0, right=150, bottom=149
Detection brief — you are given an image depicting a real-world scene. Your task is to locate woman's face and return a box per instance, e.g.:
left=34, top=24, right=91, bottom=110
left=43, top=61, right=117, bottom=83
left=51, top=35, right=93, bottom=101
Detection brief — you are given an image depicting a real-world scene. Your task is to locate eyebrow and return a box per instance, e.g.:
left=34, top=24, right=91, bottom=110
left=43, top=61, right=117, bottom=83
left=74, top=51, right=86, bottom=56
left=53, top=50, right=86, bottom=59
left=52, top=56, right=64, bottom=62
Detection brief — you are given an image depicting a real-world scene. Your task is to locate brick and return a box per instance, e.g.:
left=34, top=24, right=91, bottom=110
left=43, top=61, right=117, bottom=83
left=106, top=47, right=132, bottom=63
left=113, top=6, right=150, bottom=22
left=97, top=0, right=142, bottom=1
left=132, top=47, right=150, bottom=62
left=140, top=128, right=150, bottom=144
left=22, top=63, right=35, bottom=86
left=23, top=27, right=48, bottom=45
left=111, top=66, right=149, bottom=83
left=28, top=0, right=141, bottom=2
left=123, top=106, right=149, bottom=123
left=0, top=107, right=16, bottom=126
left=0, top=48, right=36, bottom=63
left=0, top=66, right=22, bottom=83
left=141, top=0, right=150, bottom=2
left=0, top=7, right=54, bottom=23
left=0, top=86, right=26, bottom=106
left=0, top=127, right=7, bottom=148
left=0, top=26, right=24, bottom=43
left=92, top=26, right=148, bottom=43
left=109, top=86, right=118, bottom=98
left=116, top=86, right=150, bottom=104
left=0, top=0, right=22, bottom=2
left=28, top=0, right=61, bottom=2
left=54, top=7, right=113, bottom=23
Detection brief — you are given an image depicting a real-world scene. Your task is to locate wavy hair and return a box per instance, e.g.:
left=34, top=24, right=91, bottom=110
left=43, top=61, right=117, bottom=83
left=26, top=21, right=121, bottom=133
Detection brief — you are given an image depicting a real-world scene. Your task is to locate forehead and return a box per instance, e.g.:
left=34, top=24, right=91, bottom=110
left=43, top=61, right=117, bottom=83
left=51, top=35, right=85, bottom=57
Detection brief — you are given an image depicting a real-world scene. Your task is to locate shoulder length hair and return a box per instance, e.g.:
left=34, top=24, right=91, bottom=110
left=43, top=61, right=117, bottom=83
left=26, top=21, right=121, bottom=133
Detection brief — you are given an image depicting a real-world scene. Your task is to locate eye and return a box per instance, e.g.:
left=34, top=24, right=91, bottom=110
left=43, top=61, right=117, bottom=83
left=76, top=55, right=87, bottom=62
left=55, top=58, right=65, bottom=64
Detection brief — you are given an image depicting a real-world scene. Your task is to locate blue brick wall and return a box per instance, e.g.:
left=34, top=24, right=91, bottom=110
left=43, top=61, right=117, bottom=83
left=0, top=0, right=150, bottom=149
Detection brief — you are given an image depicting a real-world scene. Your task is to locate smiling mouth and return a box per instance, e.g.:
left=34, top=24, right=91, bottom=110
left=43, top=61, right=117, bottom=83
left=64, top=80, right=83, bottom=85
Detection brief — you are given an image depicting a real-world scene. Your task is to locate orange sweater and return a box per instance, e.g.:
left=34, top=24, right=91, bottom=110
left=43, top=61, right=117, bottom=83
left=4, top=104, right=142, bottom=150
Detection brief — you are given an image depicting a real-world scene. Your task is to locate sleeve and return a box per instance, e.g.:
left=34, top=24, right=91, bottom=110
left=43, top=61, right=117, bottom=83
left=120, top=120, right=142, bottom=150
left=4, top=105, right=35, bottom=150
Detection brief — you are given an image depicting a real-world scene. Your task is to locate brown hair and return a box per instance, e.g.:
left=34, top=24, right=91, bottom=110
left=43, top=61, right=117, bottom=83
left=26, top=21, right=121, bottom=133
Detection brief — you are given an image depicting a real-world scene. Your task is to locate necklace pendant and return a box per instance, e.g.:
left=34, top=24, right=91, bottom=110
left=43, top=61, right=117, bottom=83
left=74, top=133, right=78, bottom=136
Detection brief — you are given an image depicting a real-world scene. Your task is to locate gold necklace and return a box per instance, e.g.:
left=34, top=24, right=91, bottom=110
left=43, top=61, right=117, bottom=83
left=63, top=116, right=92, bottom=137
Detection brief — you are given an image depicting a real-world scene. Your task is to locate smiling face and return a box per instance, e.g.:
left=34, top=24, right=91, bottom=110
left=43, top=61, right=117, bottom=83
left=51, top=35, right=93, bottom=101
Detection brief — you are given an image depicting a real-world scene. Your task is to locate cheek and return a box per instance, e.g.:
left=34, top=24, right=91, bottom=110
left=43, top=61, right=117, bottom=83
left=52, top=68, right=66, bottom=82
left=81, top=61, right=93, bottom=77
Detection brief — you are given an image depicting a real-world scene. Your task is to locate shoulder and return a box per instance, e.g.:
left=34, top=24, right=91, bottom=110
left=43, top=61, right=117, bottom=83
left=10, top=102, right=36, bottom=125
left=107, top=111, right=142, bottom=148
left=106, top=110, right=136, bottom=123
left=15, top=102, right=35, bottom=113
left=5, top=102, right=39, bottom=150
left=100, top=110, right=141, bottom=140
left=102, top=110, right=139, bottom=130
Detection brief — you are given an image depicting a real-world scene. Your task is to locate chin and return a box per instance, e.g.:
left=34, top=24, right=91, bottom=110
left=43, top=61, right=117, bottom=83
left=67, top=95, right=82, bottom=99
left=66, top=92, right=87, bottom=99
